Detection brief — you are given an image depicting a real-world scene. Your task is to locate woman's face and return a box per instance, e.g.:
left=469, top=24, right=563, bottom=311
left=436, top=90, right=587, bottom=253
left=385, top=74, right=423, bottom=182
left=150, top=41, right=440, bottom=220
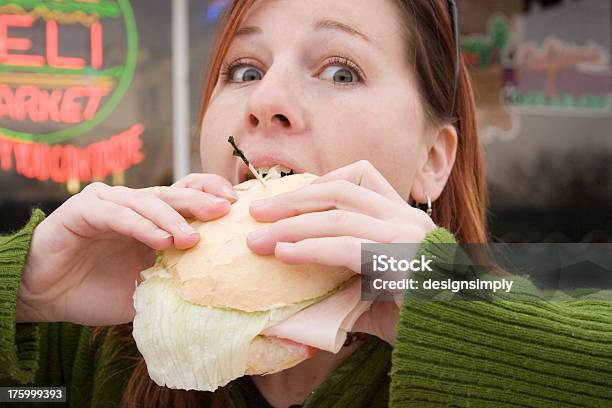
left=200, top=0, right=432, bottom=199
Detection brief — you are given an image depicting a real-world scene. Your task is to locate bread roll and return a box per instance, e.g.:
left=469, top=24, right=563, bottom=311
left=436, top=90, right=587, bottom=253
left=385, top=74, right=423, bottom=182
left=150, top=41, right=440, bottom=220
left=134, top=169, right=354, bottom=390
left=161, top=172, right=354, bottom=312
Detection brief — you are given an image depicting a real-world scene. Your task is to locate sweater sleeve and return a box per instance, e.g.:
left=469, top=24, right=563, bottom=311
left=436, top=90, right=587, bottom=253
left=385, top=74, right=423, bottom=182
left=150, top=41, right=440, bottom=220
left=0, top=209, right=46, bottom=384
left=0, top=210, right=133, bottom=407
left=389, top=228, right=612, bottom=408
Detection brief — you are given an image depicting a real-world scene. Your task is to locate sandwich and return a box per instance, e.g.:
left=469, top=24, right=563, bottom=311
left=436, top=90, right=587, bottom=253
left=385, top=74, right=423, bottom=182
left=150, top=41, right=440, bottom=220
left=132, top=166, right=370, bottom=391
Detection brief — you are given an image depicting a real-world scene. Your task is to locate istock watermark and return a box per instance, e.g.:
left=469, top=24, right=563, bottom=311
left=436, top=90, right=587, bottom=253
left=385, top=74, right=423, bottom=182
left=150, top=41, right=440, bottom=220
left=372, top=254, right=433, bottom=272
left=371, top=277, right=514, bottom=293
left=361, top=243, right=612, bottom=302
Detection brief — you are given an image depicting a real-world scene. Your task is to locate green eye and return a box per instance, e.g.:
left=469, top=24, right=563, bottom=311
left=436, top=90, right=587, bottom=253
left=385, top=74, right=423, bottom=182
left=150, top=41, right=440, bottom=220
left=232, top=66, right=263, bottom=82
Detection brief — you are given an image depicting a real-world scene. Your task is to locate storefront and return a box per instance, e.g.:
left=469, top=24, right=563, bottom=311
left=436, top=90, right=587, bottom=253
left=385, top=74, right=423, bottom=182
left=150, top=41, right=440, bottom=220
left=1, top=0, right=611, bottom=241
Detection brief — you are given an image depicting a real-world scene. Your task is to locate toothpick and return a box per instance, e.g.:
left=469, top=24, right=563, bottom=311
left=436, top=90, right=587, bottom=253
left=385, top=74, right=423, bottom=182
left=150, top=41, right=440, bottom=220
left=248, top=163, right=267, bottom=187
left=228, top=136, right=267, bottom=187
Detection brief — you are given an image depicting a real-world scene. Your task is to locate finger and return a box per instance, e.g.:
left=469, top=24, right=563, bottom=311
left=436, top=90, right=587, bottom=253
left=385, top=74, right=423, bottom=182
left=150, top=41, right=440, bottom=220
left=143, top=186, right=231, bottom=220
left=313, top=160, right=405, bottom=204
left=171, top=173, right=238, bottom=202
left=247, top=210, right=423, bottom=254
left=249, top=180, right=409, bottom=223
left=94, top=185, right=202, bottom=249
left=74, top=197, right=175, bottom=251
left=272, top=236, right=373, bottom=273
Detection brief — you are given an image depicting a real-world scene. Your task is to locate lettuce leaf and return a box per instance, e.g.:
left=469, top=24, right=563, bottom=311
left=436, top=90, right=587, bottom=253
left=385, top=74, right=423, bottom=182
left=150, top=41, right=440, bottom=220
left=132, top=268, right=320, bottom=391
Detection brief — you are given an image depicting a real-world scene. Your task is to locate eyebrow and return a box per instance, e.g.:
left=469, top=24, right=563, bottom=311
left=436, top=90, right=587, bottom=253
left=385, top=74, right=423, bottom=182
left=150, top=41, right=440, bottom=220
left=235, top=25, right=261, bottom=37
left=235, top=18, right=371, bottom=44
left=313, top=18, right=371, bottom=43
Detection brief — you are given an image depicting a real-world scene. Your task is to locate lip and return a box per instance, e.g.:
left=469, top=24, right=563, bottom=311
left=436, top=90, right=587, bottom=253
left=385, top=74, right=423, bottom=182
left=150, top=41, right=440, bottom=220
left=235, top=152, right=306, bottom=183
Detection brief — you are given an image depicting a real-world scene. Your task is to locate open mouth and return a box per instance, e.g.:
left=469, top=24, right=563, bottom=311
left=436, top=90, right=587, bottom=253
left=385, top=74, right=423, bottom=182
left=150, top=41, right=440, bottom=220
left=244, top=165, right=295, bottom=182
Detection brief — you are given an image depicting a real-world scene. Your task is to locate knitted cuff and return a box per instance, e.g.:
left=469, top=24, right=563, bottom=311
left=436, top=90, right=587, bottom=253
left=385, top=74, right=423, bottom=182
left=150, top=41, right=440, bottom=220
left=0, top=209, right=46, bottom=383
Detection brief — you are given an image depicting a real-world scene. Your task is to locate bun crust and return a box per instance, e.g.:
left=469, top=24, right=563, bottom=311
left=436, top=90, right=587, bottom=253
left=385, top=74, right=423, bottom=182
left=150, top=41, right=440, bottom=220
left=161, top=173, right=354, bottom=312
left=245, top=336, right=307, bottom=375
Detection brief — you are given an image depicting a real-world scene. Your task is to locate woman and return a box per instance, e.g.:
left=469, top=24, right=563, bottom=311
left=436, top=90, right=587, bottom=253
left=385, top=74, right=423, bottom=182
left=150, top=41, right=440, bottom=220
left=2, top=0, right=611, bottom=407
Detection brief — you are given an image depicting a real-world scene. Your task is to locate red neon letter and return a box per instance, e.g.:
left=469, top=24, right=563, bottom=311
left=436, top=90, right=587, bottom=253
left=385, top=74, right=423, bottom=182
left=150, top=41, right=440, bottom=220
left=46, top=20, right=85, bottom=69
left=0, top=137, right=13, bottom=171
left=90, top=22, right=103, bottom=69
left=128, top=124, right=145, bottom=165
left=33, top=143, right=51, bottom=181
left=60, top=87, right=85, bottom=123
left=82, top=86, right=108, bottom=119
left=13, top=141, right=36, bottom=179
left=88, top=143, right=105, bottom=179
left=15, top=85, right=39, bottom=122
left=50, top=145, right=68, bottom=183
left=0, top=85, right=15, bottom=119
left=38, top=89, right=63, bottom=123
left=0, top=15, right=45, bottom=67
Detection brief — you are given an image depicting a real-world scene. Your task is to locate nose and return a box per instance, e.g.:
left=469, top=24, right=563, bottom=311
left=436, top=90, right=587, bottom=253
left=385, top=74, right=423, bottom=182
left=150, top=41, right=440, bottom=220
left=243, top=66, right=306, bottom=135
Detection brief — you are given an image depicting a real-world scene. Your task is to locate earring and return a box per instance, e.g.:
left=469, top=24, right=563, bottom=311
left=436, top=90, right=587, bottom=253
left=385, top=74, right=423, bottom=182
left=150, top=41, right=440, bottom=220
left=411, top=195, right=433, bottom=217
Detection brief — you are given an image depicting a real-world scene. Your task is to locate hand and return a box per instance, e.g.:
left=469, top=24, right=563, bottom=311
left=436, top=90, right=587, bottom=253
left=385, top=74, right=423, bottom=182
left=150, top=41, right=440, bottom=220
left=18, top=174, right=237, bottom=326
left=246, top=160, right=436, bottom=344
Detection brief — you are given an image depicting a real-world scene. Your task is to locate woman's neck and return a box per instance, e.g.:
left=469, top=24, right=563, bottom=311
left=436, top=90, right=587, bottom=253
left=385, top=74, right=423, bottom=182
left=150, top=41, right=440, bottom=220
left=251, top=339, right=365, bottom=407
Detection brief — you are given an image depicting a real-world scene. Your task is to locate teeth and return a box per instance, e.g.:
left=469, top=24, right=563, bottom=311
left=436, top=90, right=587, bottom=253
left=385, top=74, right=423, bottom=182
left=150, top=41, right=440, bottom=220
left=255, top=165, right=292, bottom=175
left=246, top=165, right=293, bottom=181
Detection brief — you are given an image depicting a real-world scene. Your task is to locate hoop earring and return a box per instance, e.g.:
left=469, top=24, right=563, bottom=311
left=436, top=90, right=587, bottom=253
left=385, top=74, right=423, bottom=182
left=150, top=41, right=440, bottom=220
left=408, top=196, right=433, bottom=217
left=426, top=195, right=433, bottom=217
left=411, top=195, right=433, bottom=217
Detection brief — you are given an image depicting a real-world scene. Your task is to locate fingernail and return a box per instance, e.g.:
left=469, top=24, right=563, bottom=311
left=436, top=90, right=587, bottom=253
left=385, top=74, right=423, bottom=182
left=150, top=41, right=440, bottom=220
left=276, top=242, right=295, bottom=252
left=221, top=186, right=238, bottom=200
left=251, top=199, right=270, bottom=208
left=178, top=222, right=199, bottom=236
left=154, top=229, right=172, bottom=239
left=208, top=195, right=230, bottom=206
left=248, top=227, right=269, bottom=242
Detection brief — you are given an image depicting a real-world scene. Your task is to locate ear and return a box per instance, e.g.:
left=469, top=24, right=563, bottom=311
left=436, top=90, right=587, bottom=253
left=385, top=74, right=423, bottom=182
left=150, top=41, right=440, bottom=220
left=410, top=124, right=458, bottom=204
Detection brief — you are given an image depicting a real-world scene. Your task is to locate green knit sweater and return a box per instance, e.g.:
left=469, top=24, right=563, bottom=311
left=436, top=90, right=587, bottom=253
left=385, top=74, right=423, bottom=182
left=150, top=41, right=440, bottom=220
left=0, top=209, right=611, bottom=407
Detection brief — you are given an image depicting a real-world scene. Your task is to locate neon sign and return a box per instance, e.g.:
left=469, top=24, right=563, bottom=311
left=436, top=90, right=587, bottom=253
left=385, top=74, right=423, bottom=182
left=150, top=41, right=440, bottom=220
left=0, top=0, right=143, bottom=188
left=0, top=123, right=143, bottom=182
